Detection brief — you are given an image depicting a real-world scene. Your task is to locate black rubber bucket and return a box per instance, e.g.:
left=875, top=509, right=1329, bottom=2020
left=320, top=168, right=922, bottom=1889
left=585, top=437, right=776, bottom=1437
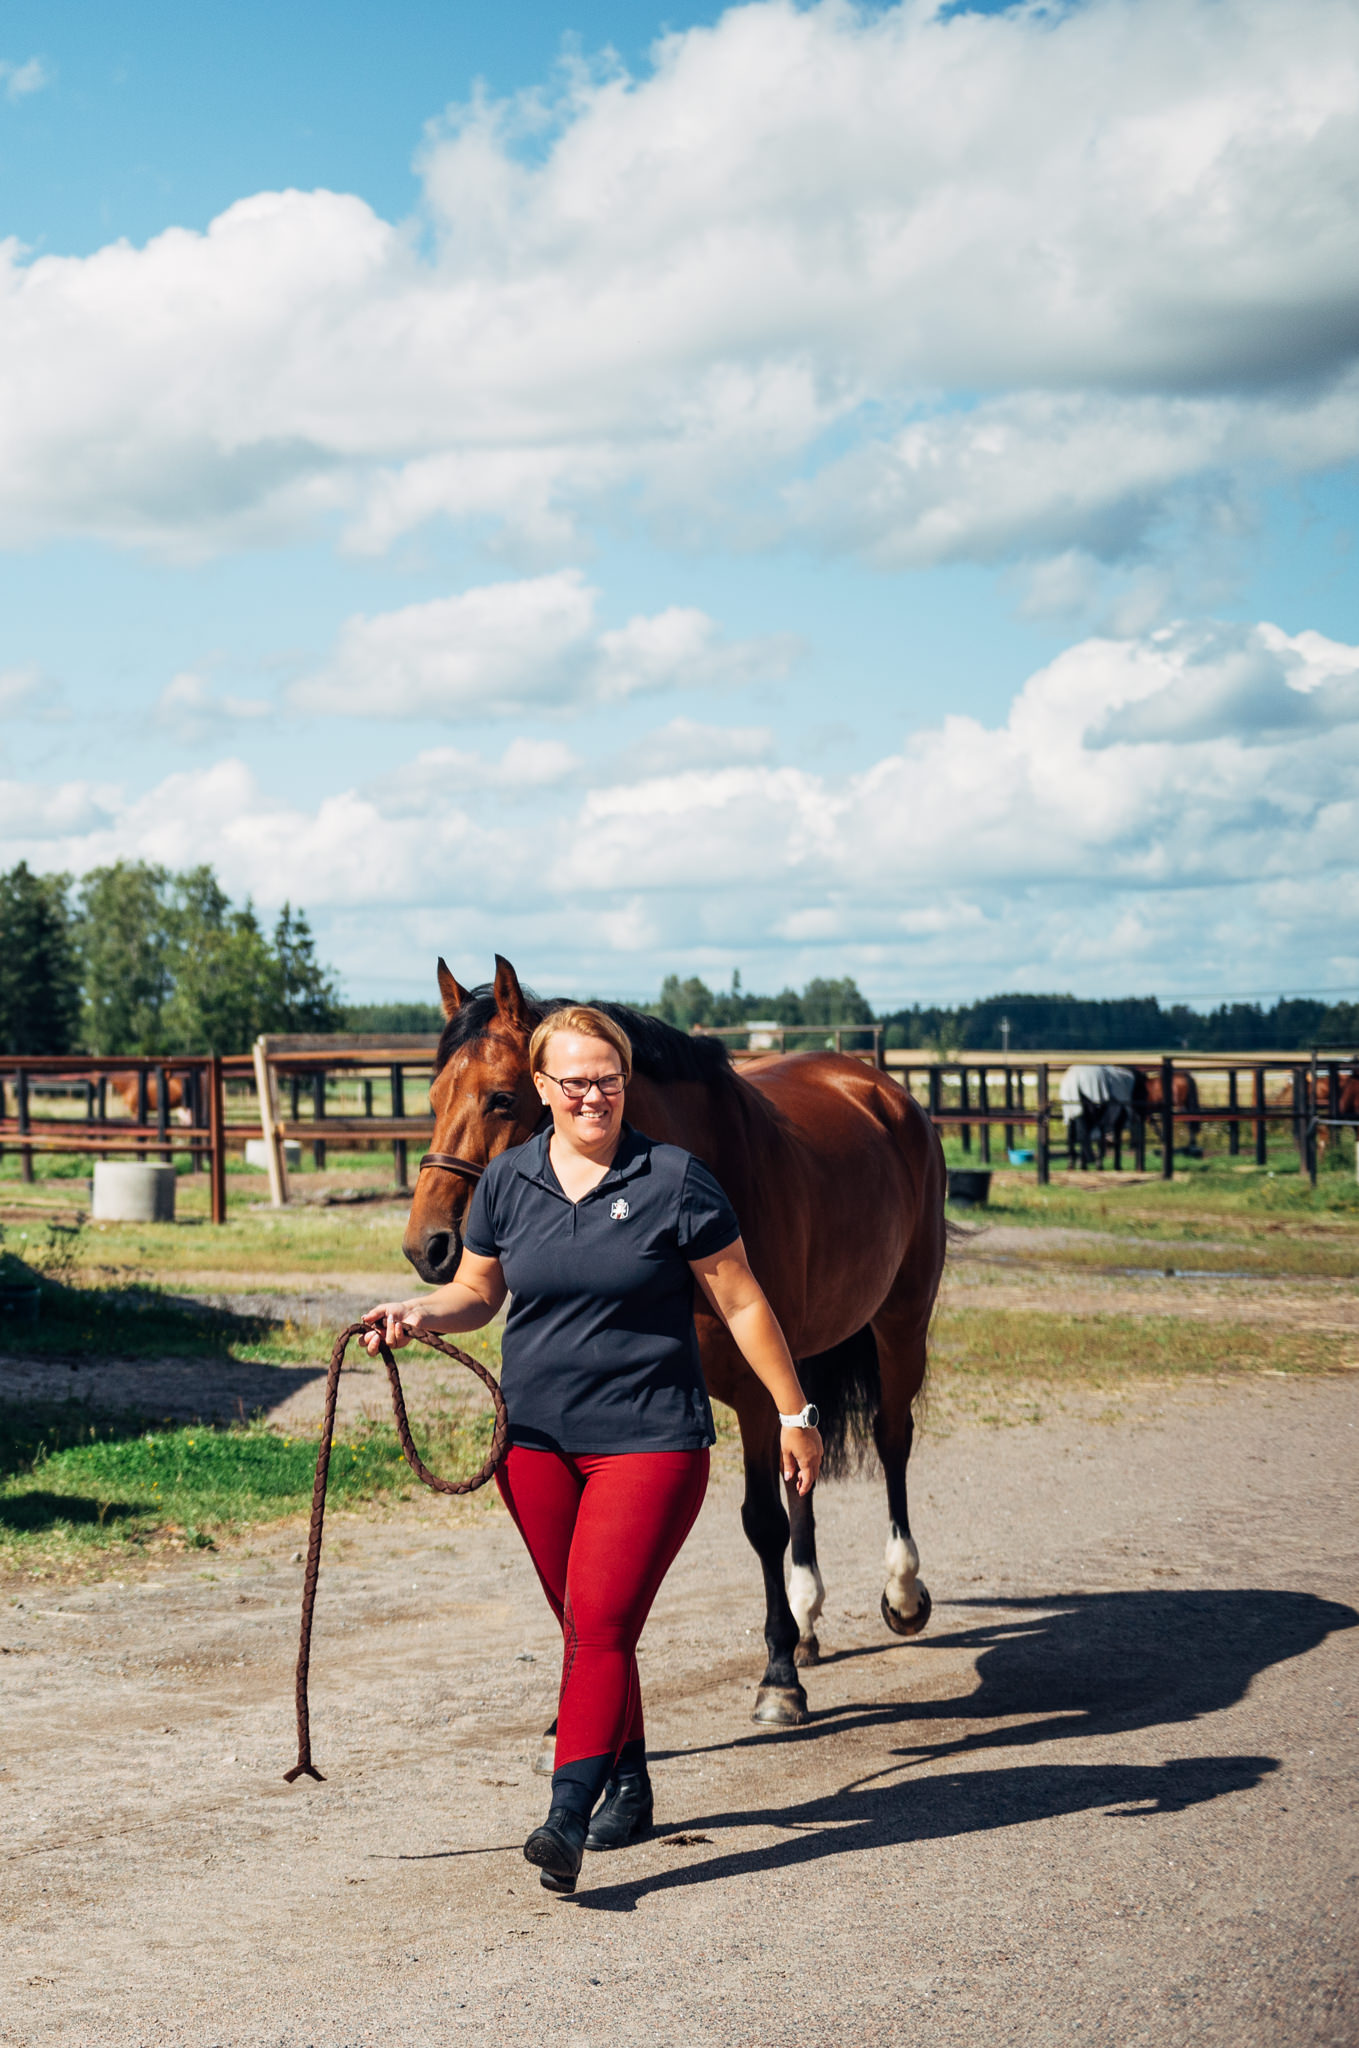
left=947, top=1168, right=993, bottom=1206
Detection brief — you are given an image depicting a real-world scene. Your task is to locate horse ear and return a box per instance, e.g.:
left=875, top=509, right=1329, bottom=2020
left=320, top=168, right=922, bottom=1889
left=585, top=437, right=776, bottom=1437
left=493, top=954, right=527, bottom=1028
left=436, top=958, right=466, bottom=1020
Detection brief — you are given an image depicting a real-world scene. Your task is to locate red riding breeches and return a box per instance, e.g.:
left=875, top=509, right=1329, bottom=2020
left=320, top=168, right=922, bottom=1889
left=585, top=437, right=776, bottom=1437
left=494, top=1446, right=709, bottom=1770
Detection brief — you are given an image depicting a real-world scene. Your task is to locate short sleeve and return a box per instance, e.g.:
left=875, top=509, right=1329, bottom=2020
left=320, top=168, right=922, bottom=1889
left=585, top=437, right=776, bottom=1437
left=675, top=1154, right=741, bottom=1259
left=461, top=1171, right=501, bottom=1259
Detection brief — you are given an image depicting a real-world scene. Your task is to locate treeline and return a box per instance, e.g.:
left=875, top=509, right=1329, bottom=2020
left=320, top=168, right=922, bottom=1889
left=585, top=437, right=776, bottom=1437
left=881, top=991, right=1359, bottom=1053
left=0, top=860, right=341, bottom=1056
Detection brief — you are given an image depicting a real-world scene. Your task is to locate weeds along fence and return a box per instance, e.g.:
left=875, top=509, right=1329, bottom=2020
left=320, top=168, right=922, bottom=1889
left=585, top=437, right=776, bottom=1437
left=3, top=1033, right=1354, bottom=1216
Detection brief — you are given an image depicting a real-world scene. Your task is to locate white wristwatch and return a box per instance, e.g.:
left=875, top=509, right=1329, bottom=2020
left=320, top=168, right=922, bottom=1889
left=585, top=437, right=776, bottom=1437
left=779, top=1403, right=819, bottom=1430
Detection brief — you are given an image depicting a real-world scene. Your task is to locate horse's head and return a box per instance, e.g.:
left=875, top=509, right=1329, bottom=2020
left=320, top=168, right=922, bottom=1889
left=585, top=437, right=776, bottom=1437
left=402, top=954, right=543, bottom=1284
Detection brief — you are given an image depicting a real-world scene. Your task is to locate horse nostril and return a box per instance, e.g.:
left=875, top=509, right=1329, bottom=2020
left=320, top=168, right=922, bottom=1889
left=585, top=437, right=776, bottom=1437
left=424, top=1232, right=452, bottom=1274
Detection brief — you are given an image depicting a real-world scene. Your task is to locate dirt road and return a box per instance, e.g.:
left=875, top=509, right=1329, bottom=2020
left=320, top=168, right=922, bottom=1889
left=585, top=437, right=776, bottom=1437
left=3, top=1374, right=1356, bottom=2047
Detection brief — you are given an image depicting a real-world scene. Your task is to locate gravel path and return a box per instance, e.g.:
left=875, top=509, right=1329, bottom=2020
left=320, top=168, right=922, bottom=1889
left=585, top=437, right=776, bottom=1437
left=2, top=1374, right=1356, bottom=2047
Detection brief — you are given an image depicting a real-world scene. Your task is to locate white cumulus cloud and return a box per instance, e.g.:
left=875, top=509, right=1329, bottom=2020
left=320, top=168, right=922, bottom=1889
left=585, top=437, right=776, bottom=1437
left=292, top=570, right=795, bottom=717
left=0, top=0, right=1353, bottom=563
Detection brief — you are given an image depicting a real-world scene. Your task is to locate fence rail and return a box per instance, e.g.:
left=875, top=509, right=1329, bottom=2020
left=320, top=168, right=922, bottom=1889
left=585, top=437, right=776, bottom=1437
left=3, top=1039, right=1354, bottom=1216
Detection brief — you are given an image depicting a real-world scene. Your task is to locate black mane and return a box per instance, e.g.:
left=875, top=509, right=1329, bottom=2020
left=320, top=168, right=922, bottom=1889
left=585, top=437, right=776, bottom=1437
left=434, top=983, right=733, bottom=1088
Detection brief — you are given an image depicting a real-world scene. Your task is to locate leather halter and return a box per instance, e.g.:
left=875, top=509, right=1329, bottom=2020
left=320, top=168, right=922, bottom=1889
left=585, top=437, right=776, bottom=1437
left=417, top=1151, right=486, bottom=1182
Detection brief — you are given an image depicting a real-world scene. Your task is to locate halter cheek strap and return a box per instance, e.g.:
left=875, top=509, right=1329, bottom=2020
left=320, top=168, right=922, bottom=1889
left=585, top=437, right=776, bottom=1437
left=417, top=1152, right=486, bottom=1182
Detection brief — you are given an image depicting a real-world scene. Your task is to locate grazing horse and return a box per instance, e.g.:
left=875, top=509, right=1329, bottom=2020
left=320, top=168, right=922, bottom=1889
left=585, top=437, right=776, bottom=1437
left=1144, top=1068, right=1202, bottom=1153
left=403, top=955, right=947, bottom=1726
left=1061, top=1064, right=1147, bottom=1168
left=1313, top=1069, right=1359, bottom=1157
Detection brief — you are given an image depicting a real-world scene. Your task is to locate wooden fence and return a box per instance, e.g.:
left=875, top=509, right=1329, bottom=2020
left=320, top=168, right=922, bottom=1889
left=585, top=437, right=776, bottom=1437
left=3, top=1036, right=1354, bottom=1216
left=0, top=1054, right=228, bottom=1221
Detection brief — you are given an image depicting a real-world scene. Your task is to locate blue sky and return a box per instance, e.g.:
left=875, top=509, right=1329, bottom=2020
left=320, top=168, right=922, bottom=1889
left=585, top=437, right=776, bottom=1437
left=1, top=0, right=1356, bottom=1007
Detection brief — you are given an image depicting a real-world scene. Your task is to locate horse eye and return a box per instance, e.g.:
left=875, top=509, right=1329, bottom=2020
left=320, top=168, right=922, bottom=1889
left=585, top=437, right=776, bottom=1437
left=486, top=1091, right=518, bottom=1116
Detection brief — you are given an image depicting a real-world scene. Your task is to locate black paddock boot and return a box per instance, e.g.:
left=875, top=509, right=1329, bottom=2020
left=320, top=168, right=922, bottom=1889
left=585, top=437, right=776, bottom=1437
left=523, top=1807, right=589, bottom=1895
left=586, top=1768, right=654, bottom=1851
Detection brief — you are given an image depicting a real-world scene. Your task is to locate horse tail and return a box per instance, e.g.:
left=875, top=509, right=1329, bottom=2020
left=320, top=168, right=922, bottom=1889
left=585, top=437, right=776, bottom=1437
left=797, top=1325, right=881, bottom=1481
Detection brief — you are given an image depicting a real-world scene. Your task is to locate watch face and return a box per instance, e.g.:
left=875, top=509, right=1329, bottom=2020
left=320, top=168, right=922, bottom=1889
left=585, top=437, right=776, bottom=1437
left=805, top=1403, right=819, bottom=1430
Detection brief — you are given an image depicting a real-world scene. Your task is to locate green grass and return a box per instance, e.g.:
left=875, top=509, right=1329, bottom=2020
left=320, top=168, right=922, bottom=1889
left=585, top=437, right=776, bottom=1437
left=931, top=1304, right=1348, bottom=1385
left=0, top=1403, right=499, bottom=1570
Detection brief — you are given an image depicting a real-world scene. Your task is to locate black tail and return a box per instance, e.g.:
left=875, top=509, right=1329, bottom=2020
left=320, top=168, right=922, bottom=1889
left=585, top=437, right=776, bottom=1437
left=797, top=1325, right=881, bottom=1481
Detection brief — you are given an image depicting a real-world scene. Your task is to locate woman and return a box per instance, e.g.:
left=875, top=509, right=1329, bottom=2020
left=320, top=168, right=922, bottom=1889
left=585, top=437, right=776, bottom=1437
left=362, top=1005, right=822, bottom=1896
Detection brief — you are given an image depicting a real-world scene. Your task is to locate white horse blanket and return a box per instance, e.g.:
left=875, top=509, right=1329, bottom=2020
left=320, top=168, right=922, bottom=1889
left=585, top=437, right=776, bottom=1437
left=1060, top=1064, right=1137, bottom=1126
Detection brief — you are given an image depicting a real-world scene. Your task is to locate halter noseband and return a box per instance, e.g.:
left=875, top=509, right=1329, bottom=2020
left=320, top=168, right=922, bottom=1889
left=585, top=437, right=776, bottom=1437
left=417, top=1152, right=486, bottom=1183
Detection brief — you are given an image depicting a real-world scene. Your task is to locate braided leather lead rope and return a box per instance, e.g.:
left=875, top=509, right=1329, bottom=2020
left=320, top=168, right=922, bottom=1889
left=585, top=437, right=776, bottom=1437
left=284, top=1320, right=509, bottom=1783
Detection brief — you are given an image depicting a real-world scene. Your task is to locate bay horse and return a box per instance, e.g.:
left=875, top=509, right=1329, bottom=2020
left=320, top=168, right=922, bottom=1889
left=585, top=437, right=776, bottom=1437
left=1144, top=1068, right=1202, bottom=1153
left=403, top=956, right=947, bottom=1726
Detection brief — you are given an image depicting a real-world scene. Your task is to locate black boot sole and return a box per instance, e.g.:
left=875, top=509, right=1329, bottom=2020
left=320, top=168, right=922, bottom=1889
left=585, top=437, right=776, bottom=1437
left=524, top=1826, right=582, bottom=1893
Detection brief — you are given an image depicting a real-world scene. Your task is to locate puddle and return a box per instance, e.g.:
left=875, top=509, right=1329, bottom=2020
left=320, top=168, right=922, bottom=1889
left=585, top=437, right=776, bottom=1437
left=1110, top=1266, right=1260, bottom=1281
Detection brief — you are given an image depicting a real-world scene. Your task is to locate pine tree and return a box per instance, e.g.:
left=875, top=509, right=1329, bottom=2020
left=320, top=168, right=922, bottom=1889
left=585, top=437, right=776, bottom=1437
left=272, top=904, right=342, bottom=1033
left=0, top=862, right=80, bottom=1053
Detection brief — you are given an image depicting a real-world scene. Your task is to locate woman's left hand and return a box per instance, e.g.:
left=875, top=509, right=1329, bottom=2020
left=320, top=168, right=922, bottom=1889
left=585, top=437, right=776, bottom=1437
left=780, top=1425, right=823, bottom=1496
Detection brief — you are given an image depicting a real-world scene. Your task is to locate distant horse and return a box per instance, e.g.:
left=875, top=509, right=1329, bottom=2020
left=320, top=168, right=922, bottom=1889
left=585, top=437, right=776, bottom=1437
left=108, top=1073, right=193, bottom=1126
left=1144, top=1068, right=1202, bottom=1153
left=403, top=956, right=947, bottom=1726
left=1312, top=1068, right=1359, bottom=1157
left=1061, top=1065, right=1148, bottom=1168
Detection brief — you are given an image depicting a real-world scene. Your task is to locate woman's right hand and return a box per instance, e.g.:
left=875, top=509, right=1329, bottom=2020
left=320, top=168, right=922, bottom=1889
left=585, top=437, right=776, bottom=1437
left=360, top=1300, right=432, bottom=1356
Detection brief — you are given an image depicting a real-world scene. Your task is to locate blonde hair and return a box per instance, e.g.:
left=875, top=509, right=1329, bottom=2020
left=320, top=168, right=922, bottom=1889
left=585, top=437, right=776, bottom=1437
left=529, top=1005, right=633, bottom=1080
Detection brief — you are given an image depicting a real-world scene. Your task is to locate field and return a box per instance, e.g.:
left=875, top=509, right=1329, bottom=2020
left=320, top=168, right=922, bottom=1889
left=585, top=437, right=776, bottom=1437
left=0, top=1134, right=1354, bottom=1579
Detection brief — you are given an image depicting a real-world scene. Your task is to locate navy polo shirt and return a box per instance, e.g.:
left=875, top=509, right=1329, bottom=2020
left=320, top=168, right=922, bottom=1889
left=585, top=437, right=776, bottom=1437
left=462, top=1123, right=739, bottom=1455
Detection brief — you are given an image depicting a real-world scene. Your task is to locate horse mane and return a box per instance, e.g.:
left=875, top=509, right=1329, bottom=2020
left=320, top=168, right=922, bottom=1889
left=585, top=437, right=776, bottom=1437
left=434, top=983, right=734, bottom=1089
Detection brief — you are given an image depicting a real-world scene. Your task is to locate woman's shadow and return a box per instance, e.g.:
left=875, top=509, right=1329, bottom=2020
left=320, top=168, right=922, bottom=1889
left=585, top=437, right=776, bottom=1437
left=576, top=1586, right=1356, bottom=1912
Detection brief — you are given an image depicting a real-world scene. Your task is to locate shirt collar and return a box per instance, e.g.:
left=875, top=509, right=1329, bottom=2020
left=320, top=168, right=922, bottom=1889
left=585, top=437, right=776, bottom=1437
left=513, top=1120, right=651, bottom=1194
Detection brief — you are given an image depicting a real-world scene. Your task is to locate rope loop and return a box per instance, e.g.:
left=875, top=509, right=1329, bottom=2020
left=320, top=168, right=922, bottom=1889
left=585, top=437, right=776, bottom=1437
left=284, top=1321, right=508, bottom=1783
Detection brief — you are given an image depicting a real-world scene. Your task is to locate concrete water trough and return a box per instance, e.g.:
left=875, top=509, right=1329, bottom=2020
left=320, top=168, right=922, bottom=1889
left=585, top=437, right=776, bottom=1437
left=245, top=1138, right=302, bottom=1173
left=92, top=1161, right=177, bottom=1223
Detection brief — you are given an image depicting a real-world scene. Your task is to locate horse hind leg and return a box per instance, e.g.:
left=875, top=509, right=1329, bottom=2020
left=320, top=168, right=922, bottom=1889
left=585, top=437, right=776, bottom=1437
left=871, top=1329, right=931, bottom=1638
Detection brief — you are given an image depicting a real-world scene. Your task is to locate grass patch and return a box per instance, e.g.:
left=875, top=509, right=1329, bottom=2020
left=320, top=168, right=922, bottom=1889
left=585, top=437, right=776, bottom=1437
left=931, top=1304, right=1346, bottom=1385
left=0, top=1402, right=498, bottom=1571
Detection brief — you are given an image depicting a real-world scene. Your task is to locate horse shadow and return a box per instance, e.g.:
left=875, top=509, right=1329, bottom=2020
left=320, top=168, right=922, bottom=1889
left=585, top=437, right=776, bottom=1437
left=579, top=1587, right=1354, bottom=1912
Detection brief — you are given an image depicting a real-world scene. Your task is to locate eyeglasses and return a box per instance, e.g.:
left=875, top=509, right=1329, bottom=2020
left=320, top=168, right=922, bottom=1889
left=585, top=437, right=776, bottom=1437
left=540, top=1071, right=627, bottom=1101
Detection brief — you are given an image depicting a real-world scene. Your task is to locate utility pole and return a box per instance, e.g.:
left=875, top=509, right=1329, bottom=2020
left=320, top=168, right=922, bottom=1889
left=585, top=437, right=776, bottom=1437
left=1001, top=1014, right=1011, bottom=1056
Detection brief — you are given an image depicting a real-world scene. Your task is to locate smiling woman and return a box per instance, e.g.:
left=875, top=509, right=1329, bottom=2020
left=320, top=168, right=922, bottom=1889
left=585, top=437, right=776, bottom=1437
left=362, top=993, right=823, bottom=1895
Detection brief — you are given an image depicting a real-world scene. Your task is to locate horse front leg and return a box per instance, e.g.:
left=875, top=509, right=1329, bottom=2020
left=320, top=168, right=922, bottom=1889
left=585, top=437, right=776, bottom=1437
left=786, top=1479, right=825, bottom=1666
left=739, top=1414, right=808, bottom=1725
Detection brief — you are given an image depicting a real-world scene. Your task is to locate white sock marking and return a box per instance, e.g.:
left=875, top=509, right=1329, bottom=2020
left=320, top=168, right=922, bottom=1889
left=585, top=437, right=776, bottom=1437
left=883, top=1525, right=921, bottom=1619
left=788, top=1562, right=825, bottom=1640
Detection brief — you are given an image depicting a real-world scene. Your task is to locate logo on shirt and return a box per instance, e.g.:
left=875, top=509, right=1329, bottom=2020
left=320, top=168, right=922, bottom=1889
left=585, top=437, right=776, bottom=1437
left=609, top=1197, right=630, bottom=1221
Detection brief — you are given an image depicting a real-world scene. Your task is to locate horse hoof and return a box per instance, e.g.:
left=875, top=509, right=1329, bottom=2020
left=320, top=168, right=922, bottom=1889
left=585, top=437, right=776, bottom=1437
left=881, top=1583, right=932, bottom=1638
left=793, top=1635, right=821, bottom=1668
left=752, top=1684, right=809, bottom=1726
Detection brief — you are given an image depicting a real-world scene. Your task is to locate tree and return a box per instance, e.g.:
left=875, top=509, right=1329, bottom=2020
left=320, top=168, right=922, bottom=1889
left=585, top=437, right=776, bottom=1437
left=75, top=861, right=175, bottom=1054
left=0, top=862, right=80, bottom=1054
left=271, top=903, right=342, bottom=1033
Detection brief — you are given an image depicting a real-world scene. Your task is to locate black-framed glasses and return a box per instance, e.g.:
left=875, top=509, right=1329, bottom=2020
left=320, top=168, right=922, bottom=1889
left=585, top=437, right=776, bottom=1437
left=540, top=1071, right=627, bottom=1101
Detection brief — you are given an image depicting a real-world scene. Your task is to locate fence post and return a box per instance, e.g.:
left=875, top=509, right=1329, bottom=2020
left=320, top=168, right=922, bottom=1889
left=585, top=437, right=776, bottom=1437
left=1227, top=1068, right=1239, bottom=1157
left=312, top=1068, right=327, bottom=1171
left=1326, top=1061, right=1340, bottom=1175
left=0, top=1071, right=6, bottom=1164
left=1254, top=1066, right=1267, bottom=1167
left=209, top=1056, right=227, bottom=1224
left=155, top=1063, right=171, bottom=1164
left=252, top=1037, right=289, bottom=1208
left=959, top=1067, right=972, bottom=1154
left=1308, top=1051, right=1319, bottom=1187
left=1160, top=1056, right=1174, bottom=1180
left=1036, top=1064, right=1050, bottom=1185
left=1003, top=1067, right=1014, bottom=1154
left=16, top=1066, right=34, bottom=1182
left=927, top=1064, right=941, bottom=1138
left=391, top=1063, right=408, bottom=1189
left=978, top=1069, right=991, bottom=1164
